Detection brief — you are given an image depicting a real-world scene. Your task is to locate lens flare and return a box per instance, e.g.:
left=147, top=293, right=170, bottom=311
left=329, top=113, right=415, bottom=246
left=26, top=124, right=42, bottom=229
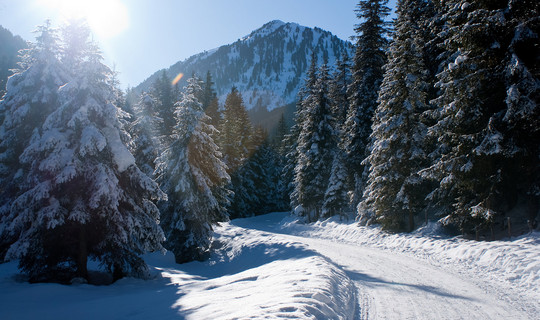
left=172, top=73, right=184, bottom=86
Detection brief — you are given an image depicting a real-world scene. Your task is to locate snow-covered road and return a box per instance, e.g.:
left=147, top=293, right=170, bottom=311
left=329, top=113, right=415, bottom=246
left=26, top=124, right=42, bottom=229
left=1, top=212, right=537, bottom=319
left=234, top=213, right=537, bottom=320
left=300, top=238, right=529, bottom=320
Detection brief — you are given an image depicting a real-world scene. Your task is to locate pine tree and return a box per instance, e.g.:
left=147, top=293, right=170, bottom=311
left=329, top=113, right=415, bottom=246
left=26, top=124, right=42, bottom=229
left=360, top=0, right=432, bottom=231
left=322, top=151, right=349, bottom=220
left=152, top=70, right=175, bottom=138
left=219, top=87, right=253, bottom=174
left=323, top=53, right=352, bottom=217
left=501, top=0, right=540, bottom=228
left=129, top=92, right=163, bottom=177
left=156, top=76, right=230, bottom=263
left=289, top=53, right=318, bottom=210
left=343, top=0, right=391, bottom=208
left=3, top=20, right=165, bottom=281
left=294, top=61, right=335, bottom=221
left=0, top=21, right=69, bottom=260
left=424, top=0, right=511, bottom=235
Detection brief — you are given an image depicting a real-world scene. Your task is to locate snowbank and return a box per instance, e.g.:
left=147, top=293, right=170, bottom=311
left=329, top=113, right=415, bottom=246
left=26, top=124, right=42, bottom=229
left=0, top=216, right=357, bottom=319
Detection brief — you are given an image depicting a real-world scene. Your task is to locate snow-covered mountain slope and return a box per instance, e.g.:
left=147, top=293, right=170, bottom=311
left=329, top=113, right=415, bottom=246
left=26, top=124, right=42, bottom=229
left=136, top=20, right=354, bottom=111
left=2, top=212, right=537, bottom=319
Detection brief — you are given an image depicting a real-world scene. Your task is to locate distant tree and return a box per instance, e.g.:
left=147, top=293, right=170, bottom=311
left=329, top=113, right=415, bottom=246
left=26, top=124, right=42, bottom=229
left=152, top=70, right=175, bottom=138
left=343, top=0, right=391, bottom=208
left=219, top=87, right=252, bottom=174
left=156, top=76, right=230, bottom=263
left=0, top=25, right=27, bottom=98
left=129, top=92, right=163, bottom=177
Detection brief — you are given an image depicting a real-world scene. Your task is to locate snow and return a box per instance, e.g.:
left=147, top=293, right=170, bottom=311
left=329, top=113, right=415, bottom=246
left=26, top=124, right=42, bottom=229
left=102, top=126, right=135, bottom=172
left=1, top=212, right=538, bottom=319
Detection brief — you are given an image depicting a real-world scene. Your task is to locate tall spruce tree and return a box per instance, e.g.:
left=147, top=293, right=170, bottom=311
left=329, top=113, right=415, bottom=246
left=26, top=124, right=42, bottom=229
left=294, top=61, right=335, bottom=221
left=360, top=0, right=432, bottom=231
left=156, top=76, right=230, bottom=263
left=323, top=53, right=352, bottom=218
left=502, top=0, right=540, bottom=228
left=343, top=0, right=391, bottom=209
left=3, top=20, right=165, bottom=281
left=423, top=0, right=511, bottom=235
left=0, top=21, right=69, bottom=260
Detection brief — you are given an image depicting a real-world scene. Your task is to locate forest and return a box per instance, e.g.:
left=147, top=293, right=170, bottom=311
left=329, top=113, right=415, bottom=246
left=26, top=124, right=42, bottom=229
left=0, top=0, right=538, bottom=284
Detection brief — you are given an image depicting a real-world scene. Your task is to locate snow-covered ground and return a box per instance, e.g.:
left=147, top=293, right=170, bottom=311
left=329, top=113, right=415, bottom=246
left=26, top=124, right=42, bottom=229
left=1, top=212, right=538, bottom=319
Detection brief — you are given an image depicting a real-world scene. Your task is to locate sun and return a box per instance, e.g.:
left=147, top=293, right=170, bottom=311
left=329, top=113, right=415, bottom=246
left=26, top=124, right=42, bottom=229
left=37, top=0, right=129, bottom=39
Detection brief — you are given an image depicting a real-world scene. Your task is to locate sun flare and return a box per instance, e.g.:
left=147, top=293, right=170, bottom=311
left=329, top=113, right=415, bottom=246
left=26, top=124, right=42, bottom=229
left=37, top=0, right=129, bottom=39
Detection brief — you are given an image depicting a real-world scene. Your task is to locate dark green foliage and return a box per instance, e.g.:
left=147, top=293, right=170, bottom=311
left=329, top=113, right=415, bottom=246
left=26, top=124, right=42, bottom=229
left=343, top=0, right=391, bottom=205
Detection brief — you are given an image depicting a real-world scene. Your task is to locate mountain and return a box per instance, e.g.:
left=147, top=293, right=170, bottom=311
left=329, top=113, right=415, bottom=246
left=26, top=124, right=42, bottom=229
left=136, top=20, right=353, bottom=119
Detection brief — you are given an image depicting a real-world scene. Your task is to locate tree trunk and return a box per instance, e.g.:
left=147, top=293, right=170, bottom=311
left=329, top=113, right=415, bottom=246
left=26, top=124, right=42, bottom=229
left=77, top=225, right=88, bottom=279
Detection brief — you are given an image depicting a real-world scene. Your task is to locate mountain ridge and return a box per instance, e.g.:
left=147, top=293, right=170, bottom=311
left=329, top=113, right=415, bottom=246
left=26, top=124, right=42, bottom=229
left=135, top=20, right=354, bottom=112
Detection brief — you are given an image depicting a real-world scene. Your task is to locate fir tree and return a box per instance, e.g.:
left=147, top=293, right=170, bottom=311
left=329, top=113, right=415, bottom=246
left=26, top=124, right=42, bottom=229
left=0, top=21, right=69, bottom=260
left=129, top=92, right=163, bottom=177
left=500, top=0, right=539, bottom=229
left=219, top=87, right=253, bottom=174
left=3, top=20, right=165, bottom=281
left=294, top=61, right=335, bottom=221
left=343, top=0, right=391, bottom=208
left=423, top=0, right=510, bottom=235
left=360, top=0, right=432, bottom=231
left=152, top=70, right=175, bottom=138
left=156, top=76, right=230, bottom=263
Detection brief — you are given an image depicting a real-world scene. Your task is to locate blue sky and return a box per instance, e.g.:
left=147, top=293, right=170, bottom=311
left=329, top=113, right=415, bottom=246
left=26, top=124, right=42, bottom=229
left=0, top=0, right=396, bottom=88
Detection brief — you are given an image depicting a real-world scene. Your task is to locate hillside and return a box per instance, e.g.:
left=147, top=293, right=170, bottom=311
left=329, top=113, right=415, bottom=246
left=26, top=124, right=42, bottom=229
left=136, top=20, right=353, bottom=118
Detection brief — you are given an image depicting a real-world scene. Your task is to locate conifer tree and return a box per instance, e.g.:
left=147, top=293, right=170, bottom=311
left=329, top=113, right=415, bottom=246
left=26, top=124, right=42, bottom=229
left=360, top=0, right=432, bottom=231
left=3, top=20, right=165, bottom=281
left=294, top=61, right=335, bottom=221
left=156, top=76, right=230, bottom=263
left=130, top=92, right=163, bottom=177
left=0, top=21, right=69, bottom=260
left=152, top=70, right=175, bottom=138
left=502, top=0, right=540, bottom=227
left=423, top=0, right=511, bottom=234
left=219, top=87, right=253, bottom=174
left=343, top=0, right=391, bottom=208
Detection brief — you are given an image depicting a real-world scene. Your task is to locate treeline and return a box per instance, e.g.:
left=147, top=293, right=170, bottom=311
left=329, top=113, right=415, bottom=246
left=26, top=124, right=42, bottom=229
left=287, top=0, right=539, bottom=238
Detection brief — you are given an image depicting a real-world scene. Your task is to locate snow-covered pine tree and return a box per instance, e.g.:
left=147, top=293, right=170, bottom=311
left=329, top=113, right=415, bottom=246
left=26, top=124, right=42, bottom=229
left=4, top=20, right=165, bottom=281
left=423, top=1, right=510, bottom=235
left=322, top=151, right=350, bottom=220
left=294, top=60, right=335, bottom=222
left=360, top=0, right=432, bottom=232
left=322, top=53, right=352, bottom=218
left=129, top=92, right=163, bottom=177
left=343, top=0, right=391, bottom=209
left=288, top=53, right=318, bottom=211
left=156, top=75, right=230, bottom=263
left=500, top=0, right=539, bottom=228
left=0, top=21, right=69, bottom=260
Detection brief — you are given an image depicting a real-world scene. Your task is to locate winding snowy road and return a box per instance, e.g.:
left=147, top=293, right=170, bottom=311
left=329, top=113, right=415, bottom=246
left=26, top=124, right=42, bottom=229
left=234, top=213, right=536, bottom=320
